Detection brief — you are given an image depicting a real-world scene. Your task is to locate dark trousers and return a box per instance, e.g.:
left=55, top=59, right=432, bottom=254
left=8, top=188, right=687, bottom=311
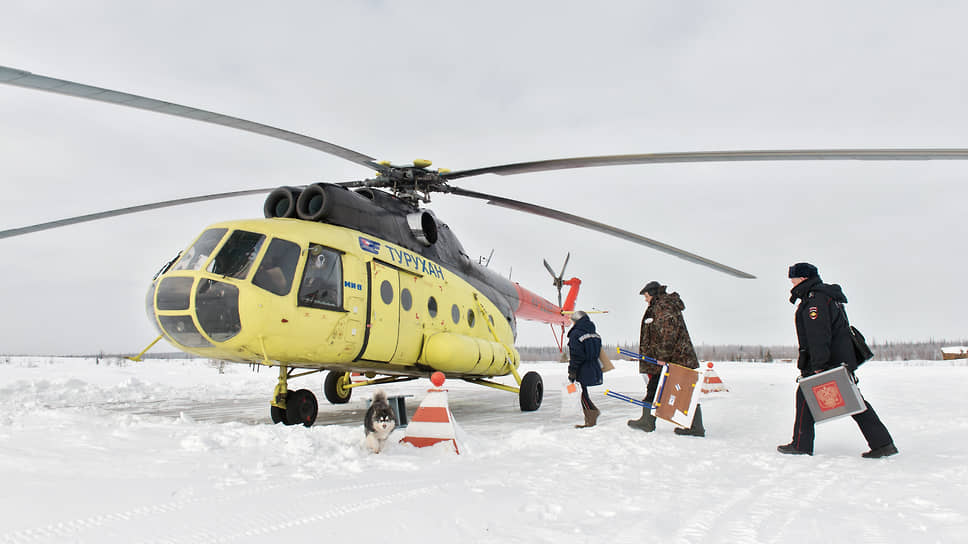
left=579, top=383, right=598, bottom=411
left=791, top=388, right=893, bottom=453
left=644, top=372, right=660, bottom=404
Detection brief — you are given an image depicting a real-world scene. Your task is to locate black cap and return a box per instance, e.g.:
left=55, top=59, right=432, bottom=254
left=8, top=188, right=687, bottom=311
left=788, top=262, right=819, bottom=279
left=639, top=281, right=662, bottom=296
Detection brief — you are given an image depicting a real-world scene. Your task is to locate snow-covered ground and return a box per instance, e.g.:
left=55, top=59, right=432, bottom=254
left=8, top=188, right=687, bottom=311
left=1, top=357, right=965, bottom=543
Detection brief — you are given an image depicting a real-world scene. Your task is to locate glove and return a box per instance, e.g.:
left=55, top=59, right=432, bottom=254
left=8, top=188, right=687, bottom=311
left=567, top=370, right=576, bottom=382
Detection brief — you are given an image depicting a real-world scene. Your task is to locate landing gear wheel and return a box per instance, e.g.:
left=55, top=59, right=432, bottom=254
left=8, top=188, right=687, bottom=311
left=285, top=389, right=318, bottom=427
left=270, top=404, right=287, bottom=424
left=519, top=371, right=543, bottom=411
left=324, top=371, right=352, bottom=404
left=270, top=389, right=293, bottom=425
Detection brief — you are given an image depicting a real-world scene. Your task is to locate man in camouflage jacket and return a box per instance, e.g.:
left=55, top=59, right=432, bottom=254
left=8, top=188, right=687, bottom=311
left=628, top=281, right=704, bottom=436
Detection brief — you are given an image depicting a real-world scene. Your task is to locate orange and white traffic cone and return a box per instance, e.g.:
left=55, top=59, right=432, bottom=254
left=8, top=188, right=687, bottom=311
left=400, top=371, right=460, bottom=454
left=701, top=362, right=729, bottom=394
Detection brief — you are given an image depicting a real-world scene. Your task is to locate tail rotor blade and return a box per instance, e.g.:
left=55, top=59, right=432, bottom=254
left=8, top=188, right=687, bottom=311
left=543, top=259, right=557, bottom=278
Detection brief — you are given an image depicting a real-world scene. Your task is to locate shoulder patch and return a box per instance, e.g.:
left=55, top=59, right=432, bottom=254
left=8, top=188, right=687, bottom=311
left=808, top=306, right=818, bottom=320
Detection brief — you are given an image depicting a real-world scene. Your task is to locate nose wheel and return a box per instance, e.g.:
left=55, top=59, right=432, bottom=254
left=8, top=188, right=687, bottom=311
left=269, top=365, right=320, bottom=427
left=286, top=389, right=318, bottom=426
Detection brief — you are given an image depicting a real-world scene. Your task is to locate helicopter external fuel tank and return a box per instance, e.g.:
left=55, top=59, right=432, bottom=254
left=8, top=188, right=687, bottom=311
left=420, top=332, right=516, bottom=375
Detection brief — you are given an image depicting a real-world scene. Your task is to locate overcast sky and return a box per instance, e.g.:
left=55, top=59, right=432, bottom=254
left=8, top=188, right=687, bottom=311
left=2, top=1, right=967, bottom=355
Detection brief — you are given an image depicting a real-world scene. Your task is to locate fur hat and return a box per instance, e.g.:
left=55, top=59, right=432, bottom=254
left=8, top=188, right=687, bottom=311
left=639, top=281, right=662, bottom=296
left=788, top=262, right=819, bottom=279
left=569, top=310, right=587, bottom=322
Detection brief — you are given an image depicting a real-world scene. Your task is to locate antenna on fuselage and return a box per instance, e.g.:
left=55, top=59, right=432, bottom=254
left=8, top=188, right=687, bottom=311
left=479, top=249, right=494, bottom=267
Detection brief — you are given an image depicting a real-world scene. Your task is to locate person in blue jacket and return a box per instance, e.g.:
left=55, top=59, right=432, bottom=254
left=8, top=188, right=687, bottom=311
left=567, top=310, right=604, bottom=428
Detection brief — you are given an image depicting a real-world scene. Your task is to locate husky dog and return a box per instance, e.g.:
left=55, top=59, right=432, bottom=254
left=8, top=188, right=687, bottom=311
left=364, top=390, right=397, bottom=453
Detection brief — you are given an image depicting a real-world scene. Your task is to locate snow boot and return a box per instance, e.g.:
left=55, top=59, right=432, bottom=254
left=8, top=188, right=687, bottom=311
left=862, top=443, right=899, bottom=458
left=627, top=404, right=656, bottom=432
left=776, top=443, right=813, bottom=456
left=576, top=407, right=600, bottom=428
left=674, top=404, right=705, bottom=437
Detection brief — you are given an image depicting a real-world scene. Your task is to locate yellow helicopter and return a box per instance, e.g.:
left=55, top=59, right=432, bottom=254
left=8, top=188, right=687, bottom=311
left=4, top=65, right=968, bottom=427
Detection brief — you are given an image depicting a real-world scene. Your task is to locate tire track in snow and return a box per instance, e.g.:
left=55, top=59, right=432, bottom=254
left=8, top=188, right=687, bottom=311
left=139, top=481, right=444, bottom=544
left=0, top=479, right=431, bottom=544
left=669, top=458, right=807, bottom=543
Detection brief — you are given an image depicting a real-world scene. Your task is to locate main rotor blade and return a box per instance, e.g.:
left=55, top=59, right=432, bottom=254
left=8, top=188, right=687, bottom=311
left=447, top=187, right=755, bottom=279
left=443, top=149, right=968, bottom=180
left=0, top=188, right=273, bottom=240
left=0, top=65, right=381, bottom=172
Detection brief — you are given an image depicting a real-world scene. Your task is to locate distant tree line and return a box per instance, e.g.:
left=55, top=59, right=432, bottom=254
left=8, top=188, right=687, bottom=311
left=5, top=340, right=966, bottom=364
left=518, top=339, right=968, bottom=363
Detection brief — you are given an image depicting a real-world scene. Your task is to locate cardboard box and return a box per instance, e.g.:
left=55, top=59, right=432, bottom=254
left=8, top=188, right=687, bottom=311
left=798, top=366, right=866, bottom=423
left=651, top=363, right=701, bottom=428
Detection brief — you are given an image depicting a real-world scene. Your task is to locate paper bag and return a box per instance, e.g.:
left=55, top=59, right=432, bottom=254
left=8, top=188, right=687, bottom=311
left=599, top=348, right=615, bottom=373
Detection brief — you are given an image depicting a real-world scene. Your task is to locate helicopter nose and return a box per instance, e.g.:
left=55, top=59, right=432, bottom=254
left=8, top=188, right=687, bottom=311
left=150, top=276, right=242, bottom=347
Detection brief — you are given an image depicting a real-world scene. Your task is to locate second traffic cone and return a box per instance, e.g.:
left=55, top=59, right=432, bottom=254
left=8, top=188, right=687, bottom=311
left=701, top=362, right=729, bottom=394
left=400, top=372, right=460, bottom=454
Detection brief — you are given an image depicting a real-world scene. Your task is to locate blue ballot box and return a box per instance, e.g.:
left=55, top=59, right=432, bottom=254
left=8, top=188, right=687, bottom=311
left=798, top=365, right=867, bottom=423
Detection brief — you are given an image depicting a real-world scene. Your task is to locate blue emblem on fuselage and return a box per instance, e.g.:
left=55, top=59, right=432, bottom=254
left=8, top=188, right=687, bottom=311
left=358, top=237, right=381, bottom=255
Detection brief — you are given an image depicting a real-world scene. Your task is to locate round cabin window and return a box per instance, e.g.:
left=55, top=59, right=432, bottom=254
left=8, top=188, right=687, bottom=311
left=401, top=288, right=412, bottom=311
left=380, top=280, right=393, bottom=305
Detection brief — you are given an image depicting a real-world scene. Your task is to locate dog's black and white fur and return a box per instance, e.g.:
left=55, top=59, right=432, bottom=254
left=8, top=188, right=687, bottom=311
left=364, top=389, right=397, bottom=453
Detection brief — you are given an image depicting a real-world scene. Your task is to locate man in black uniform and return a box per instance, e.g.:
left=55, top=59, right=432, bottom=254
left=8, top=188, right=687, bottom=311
left=778, top=262, right=898, bottom=458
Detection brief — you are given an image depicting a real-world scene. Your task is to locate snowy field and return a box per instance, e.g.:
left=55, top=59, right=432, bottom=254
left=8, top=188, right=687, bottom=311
left=1, top=357, right=965, bottom=543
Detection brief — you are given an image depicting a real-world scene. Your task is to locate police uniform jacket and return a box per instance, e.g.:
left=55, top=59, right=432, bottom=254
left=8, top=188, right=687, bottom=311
left=790, top=276, right=857, bottom=375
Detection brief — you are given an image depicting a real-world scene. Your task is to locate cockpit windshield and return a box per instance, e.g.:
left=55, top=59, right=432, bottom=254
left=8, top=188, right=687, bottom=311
left=298, top=244, right=343, bottom=310
left=172, top=228, right=227, bottom=271
left=252, top=238, right=301, bottom=295
left=207, top=230, right=265, bottom=279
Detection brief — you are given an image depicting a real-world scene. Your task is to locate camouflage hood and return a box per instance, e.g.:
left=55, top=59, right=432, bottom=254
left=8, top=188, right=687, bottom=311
left=651, top=291, right=686, bottom=314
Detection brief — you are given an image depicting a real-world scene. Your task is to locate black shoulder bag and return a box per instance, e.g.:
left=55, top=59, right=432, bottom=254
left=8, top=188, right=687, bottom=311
left=838, top=303, right=874, bottom=369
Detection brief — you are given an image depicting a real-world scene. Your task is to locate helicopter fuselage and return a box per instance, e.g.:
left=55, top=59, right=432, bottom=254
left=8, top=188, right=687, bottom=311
left=146, top=184, right=571, bottom=379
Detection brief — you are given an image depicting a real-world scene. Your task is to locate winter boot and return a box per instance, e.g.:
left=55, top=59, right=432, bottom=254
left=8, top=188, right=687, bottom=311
left=776, top=443, right=813, bottom=456
left=575, top=407, right=600, bottom=428
left=627, top=404, right=656, bottom=432
left=861, top=443, right=899, bottom=458
left=674, top=404, right=705, bottom=437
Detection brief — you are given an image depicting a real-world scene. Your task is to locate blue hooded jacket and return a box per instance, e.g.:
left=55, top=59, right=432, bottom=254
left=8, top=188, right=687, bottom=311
left=567, top=314, right=603, bottom=387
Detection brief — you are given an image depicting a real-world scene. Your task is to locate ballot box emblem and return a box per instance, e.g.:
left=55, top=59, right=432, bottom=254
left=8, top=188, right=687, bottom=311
left=813, top=381, right=846, bottom=411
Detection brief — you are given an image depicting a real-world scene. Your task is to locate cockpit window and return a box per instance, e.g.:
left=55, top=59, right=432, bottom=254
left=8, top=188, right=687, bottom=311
left=207, top=230, right=265, bottom=279
left=298, top=244, right=343, bottom=310
left=173, top=228, right=227, bottom=271
left=252, top=238, right=300, bottom=296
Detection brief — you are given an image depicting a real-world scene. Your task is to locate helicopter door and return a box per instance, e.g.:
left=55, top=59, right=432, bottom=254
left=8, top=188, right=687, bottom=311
left=361, top=261, right=400, bottom=362
left=390, top=271, right=422, bottom=363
